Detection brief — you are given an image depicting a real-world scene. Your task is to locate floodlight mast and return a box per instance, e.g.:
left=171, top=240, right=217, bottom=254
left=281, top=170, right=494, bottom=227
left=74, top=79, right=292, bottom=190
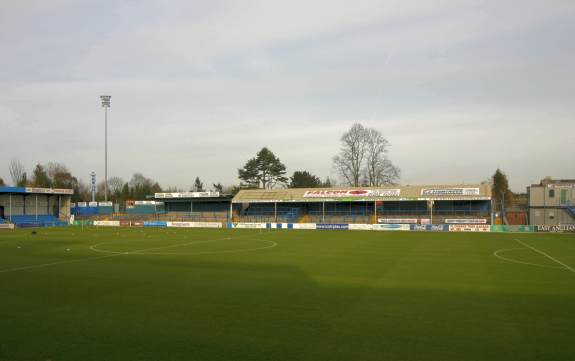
left=100, top=95, right=111, bottom=202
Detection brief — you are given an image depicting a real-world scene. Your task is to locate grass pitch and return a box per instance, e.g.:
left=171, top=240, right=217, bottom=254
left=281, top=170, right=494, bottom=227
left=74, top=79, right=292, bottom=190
left=1, top=227, right=574, bottom=361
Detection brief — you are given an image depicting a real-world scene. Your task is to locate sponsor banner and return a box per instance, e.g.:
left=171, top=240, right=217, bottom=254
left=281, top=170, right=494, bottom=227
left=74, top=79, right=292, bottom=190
left=303, top=189, right=400, bottom=199
left=25, top=187, right=74, bottom=195
left=167, top=221, right=222, bottom=229
left=449, top=224, right=490, bottom=232
left=378, top=218, right=418, bottom=224
left=72, top=220, right=92, bottom=226
left=349, top=224, right=373, bottom=231
left=421, top=188, right=480, bottom=197
left=89, top=202, right=98, bottom=207
left=233, top=222, right=267, bottom=229
left=373, top=224, right=410, bottom=231
left=428, top=224, right=449, bottom=232
left=155, top=192, right=220, bottom=199
left=98, top=201, right=113, bottom=207
left=536, top=225, right=575, bottom=233
left=132, top=221, right=144, bottom=227
left=134, top=201, right=163, bottom=205
left=490, top=225, right=535, bottom=232
left=144, top=221, right=167, bottom=227
left=421, top=218, right=431, bottom=225
left=292, top=223, right=316, bottom=230
left=316, top=223, right=349, bottom=230
left=77, top=202, right=87, bottom=207
left=411, top=224, right=427, bottom=231
left=445, top=219, right=488, bottom=224
left=0, top=224, right=15, bottom=229
left=167, top=221, right=194, bottom=228
left=93, top=220, right=120, bottom=227
left=120, top=220, right=131, bottom=227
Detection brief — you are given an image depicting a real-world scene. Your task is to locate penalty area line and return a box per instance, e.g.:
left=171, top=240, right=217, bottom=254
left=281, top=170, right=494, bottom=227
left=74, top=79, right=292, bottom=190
left=515, top=238, right=575, bottom=274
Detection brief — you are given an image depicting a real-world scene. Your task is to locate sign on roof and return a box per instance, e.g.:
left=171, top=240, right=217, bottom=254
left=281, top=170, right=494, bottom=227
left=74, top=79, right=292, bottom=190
left=303, top=189, right=401, bottom=198
left=421, top=188, right=480, bottom=196
left=155, top=191, right=220, bottom=199
left=25, top=187, right=74, bottom=195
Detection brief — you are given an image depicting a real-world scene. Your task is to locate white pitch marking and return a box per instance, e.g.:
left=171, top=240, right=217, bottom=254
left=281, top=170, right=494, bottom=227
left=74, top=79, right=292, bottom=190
left=493, top=248, right=564, bottom=270
left=515, top=238, right=575, bottom=273
left=0, top=231, right=275, bottom=274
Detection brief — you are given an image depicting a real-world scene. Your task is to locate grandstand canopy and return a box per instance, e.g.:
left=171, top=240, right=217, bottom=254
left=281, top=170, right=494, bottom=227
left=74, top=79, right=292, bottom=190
left=232, top=184, right=491, bottom=203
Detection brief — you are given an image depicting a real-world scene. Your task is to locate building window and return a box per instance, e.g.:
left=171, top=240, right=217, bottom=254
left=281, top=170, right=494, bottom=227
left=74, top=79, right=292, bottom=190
left=549, top=189, right=555, bottom=198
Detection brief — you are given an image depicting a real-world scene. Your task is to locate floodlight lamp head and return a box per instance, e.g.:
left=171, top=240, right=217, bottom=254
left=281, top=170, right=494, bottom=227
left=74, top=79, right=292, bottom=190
left=100, top=95, right=111, bottom=107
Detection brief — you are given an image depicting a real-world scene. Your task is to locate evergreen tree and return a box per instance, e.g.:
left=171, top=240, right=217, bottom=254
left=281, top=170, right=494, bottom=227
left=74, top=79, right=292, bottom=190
left=238, top=147, right=288, bottom=189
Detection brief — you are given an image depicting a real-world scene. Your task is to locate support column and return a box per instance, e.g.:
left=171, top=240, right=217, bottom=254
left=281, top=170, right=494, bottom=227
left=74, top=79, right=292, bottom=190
left=35, top=194, right=38, bottom=221
left=322, top=202, right=325, bottom=223
left=274, top=202, right=277, bottom=222
left=9, top=193, right=12, bottom=221
left=229, top=202, right=233, bottom=222
left=374, top=201, right=377, bottom=224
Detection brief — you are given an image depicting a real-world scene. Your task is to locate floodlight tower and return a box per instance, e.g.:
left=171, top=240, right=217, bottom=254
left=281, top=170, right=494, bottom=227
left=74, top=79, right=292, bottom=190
left=100, top=95, right=111, bottom=202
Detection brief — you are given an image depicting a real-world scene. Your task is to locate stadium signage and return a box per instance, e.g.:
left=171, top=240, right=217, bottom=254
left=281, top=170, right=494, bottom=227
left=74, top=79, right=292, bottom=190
left=25, top=187, right=74, bottom=195
left=372, top=224, right=410, bottom=231
left=233, top=222, right=267, bottom=229
left=303, top=189, right=400, bottom=198
left=89, top=202, right=98, bottom=207
left=348, top=224, right=373, bottom=230
left=93, top=221, right=120, bottom=227
left=155, top=192, right=220, bottom=199
left=536, top=225, right=575, bottom=233
left=292, top=223, right=316, bottom=230
left=134, top=201, right=162, bottom=205
left=421, top=188, right=480, bottom=196
left=167, top=222, right=222, bottom=229
left=420, top=218, right=431, bottom=225
left=378, top=218, right=418, bottom=224
left=316, top=223, right=349, bottom=230
left=144, top=221, right=167, bottom=227
left=77, top=202, right=87, bottom=207
left=448, top=225, right=490, bottom=232
left=445, top=219, right=487, bottom=224
left=0, top=224, right=15, bottom=229
left=98, top=202, right=113, bottom=207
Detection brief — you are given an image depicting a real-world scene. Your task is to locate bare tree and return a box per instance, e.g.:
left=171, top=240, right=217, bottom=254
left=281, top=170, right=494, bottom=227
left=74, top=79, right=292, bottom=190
left=9, top=158, right=27, bottom=186
left=333, top=124, right=400, bottom=187
left=108, top=176, right=125, bottom=195
left=364, top=128, right=400, bottom=186
left=333, top=123, right=368, bottom=186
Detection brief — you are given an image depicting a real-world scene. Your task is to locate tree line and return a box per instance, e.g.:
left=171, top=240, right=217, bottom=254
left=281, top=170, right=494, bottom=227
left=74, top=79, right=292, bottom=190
left=2, top=124, right=524, bottom=207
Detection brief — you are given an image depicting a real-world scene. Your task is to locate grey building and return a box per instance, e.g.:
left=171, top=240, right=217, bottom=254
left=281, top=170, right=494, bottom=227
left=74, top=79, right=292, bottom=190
left=528, top=178, right=575, bottom=225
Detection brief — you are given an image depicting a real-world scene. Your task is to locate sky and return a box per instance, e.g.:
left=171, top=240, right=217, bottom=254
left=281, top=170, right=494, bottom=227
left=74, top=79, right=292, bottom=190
left=1, top=0, right=574, bottom=192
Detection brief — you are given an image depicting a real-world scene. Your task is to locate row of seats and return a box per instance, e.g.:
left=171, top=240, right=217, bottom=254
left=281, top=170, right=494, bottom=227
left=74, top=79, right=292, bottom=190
left=8, top=215, right=67, bottom=227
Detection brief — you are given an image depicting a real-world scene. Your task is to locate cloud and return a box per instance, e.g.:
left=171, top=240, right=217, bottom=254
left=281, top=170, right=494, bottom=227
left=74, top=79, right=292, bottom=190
left=0, top=0, right=574, bottom=191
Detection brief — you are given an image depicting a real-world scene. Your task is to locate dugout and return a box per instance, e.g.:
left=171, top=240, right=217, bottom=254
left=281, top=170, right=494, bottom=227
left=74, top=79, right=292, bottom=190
left=232, top=184, right=492, bottom=225
left=0, top=186, right=73, bottom=227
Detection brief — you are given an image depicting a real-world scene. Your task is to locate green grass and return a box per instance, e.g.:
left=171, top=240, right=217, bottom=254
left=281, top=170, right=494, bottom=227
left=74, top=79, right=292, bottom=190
left=1, top=227, right=574, bottom=361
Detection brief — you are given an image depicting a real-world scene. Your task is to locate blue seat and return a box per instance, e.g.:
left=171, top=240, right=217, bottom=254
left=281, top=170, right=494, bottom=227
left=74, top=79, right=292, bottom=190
left=10, top=215, right=67, bottom=228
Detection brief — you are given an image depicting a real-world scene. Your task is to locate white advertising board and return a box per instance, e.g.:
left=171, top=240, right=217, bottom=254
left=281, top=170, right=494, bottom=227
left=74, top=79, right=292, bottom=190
left=93, top=221, right=121, bottom=227
left=292, top=223, right=316, bottom=230
left=348, top=224, right=373, bottom=230
left=449, top=225, right=490, bottom=232
left=372, top=224, right=410, bottom=231
left=303, top=189, right=400, bottom=198
left=155, top=192, right=220, bottom=199
left=445, top=219, right=487, bottom=224
left=378, top=218, right=418, bottom=224
left=233, top=223, right=267, bottom=229
left=421, top=188, right=480, bottom=196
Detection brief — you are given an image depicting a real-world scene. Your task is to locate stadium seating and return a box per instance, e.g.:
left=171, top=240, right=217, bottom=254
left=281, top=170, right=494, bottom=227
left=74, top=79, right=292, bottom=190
left=9, top=215, right=67, bottom=228
left=0, top=218, right=4, bottom=224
